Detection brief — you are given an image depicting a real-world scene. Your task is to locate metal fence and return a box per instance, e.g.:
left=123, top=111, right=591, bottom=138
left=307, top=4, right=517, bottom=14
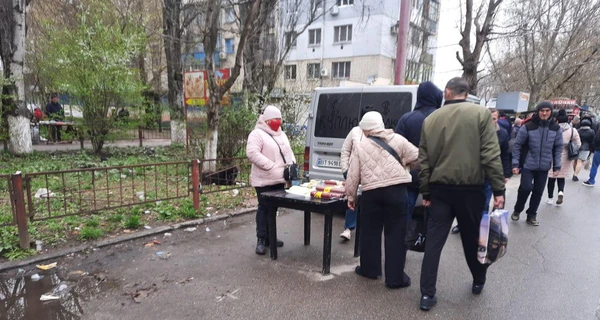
left=1, top=153, right=304, bottom=249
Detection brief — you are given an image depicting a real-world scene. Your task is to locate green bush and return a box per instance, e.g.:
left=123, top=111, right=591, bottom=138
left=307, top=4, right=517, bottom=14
left=85, top=218, right=100, bottom=228
left=79, top=227, right=104, bottom=240
left=217, top=103, right=257, bottom=159
left=179, top=200, right=200, bottom=219
left=108, top=214, right=124, bottom=223
left=123, top=215, right=141, bottom=229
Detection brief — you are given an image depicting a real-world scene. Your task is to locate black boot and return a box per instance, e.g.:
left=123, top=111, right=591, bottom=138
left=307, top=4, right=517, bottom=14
left=255, top=238, right=266, bottom=255
left=265, top=238, right=284, bottom=248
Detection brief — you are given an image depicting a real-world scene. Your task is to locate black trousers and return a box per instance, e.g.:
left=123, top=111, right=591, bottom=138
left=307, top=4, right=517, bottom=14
left=359, top=184, right=408, bottom=286
left=420, top=186, right=488, bottom=297
left=255, top=184, right=285, bottom=239
left=547, top=178, right=565, bottom=198
left=514, top=169, right=549, bottom=218
left=50, top=125, right=62, bottom=142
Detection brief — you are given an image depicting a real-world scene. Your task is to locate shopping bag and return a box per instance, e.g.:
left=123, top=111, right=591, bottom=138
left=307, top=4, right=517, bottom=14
left=406, top=207, right=428, bottom=252
left=477, top=209, right=509, bottom=264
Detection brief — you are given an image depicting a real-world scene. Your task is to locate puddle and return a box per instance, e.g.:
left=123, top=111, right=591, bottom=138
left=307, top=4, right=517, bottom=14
left=0, top=269, right=117, bottom=320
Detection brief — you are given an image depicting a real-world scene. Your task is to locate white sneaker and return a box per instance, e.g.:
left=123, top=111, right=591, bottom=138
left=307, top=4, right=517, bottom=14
left=340, top=229, right=351, bottom=241
left=556, top=192, right=564, bottom=205
left=545, top=199, right=554, bottom=205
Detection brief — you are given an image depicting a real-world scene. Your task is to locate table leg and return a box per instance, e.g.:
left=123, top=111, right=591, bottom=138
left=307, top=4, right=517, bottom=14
left=322, top=212, right=333, bottom=274
left=304, top=211, right=311, bottom=246
left=354, top=202, right=360, bottom=258
left=268, top=208, right=278, bottom=260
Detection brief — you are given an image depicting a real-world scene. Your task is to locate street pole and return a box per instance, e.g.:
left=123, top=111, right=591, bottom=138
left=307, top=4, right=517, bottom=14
left=394, top=0, right=411, bottom=85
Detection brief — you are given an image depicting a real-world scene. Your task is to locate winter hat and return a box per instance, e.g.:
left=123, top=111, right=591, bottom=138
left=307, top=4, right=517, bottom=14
left=581, top=118, right=592, bottom=127
left=359, top=111, right=385, bottom=131
left=360, top=105, right=375, bottom=119
left=262, top=105, right=282, bottom=121
left=556, top=109, right=568, bottom=123
left=536, top=101, right=553, bottom=112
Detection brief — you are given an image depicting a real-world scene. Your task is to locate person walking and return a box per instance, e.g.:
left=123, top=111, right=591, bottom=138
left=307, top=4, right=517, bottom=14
left=345, top=111, right=418, bottom=289
left=511, top=102, right=563, bottom=226
left=246, top=105, right=295, bottom=255
left=418, top=77, right=505, bottom=311
left=339, top=105, right=373, bottom=241
left=545, top=109, right=580, bottom=205
left=394, top=81, right=443, bottom=223
left=573, top=118, right=595, bottom=181
left=45, top=94, right=64, bottom=142
left=451, top=107, right=511, bottom=234
left=583, top=126, right=600, bottom=187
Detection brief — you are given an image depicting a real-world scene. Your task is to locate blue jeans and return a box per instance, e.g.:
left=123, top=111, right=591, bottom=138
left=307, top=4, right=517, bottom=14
left=483, top=180, right=493, bottom=215
left=588, top=151, right=600, bottom=184
left=407, top=187, right=419, bottom=223
left=344, top=208, right=357, bottom=230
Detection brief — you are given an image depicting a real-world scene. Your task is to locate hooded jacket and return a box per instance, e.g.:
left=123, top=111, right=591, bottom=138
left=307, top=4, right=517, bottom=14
left=512, top=114, right=563, bottom=172
left=345, top=128, right=418, bottom=203
left=246, top=115, right=295, bottom=187
left=578, top=125, right=595, bottom=152
left=394, top=81, right=443, bottom=188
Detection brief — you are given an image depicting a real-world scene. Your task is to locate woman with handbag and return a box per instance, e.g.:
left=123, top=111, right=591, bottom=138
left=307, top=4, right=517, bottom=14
left=247, top=105, right=296, bottom=255
left=345, top=111, right=419, bottom=288
left=546, top=109, right=581, bottom=205
left=574, top=118, right=596, bottom=181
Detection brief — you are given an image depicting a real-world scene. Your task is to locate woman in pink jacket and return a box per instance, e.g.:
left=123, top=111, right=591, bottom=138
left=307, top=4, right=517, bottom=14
left=346, top=111, right=419, bottom=289
left=246, top=105, right=295, bottom=255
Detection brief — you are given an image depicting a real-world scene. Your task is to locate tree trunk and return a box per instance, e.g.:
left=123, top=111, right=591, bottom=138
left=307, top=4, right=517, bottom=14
left=170, top=119, right=186, bottom=144
left=202, top=124, right=218, bottom=173
left=90, top=135, right=105, bottom=155
left=7, top=115, right=31, bottom=154
left=462, top=60, right=478, bottom=96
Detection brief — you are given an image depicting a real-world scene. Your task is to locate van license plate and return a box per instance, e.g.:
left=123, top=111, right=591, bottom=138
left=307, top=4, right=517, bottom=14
left=317, top=159, right=340, bottom=168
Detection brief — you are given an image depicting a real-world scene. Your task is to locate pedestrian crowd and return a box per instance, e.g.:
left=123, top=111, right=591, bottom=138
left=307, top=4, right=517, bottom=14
left=245, top=77, right=600, bottom=311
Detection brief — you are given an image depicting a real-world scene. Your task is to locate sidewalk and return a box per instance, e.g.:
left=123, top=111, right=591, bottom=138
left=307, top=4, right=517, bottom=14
left=32, top=139, right=171, bottom=152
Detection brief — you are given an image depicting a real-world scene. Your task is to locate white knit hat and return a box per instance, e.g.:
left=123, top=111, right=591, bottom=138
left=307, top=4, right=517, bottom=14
left=359, top=111, right=384, bottom=131
left=263, top=105, right=282, bottom=121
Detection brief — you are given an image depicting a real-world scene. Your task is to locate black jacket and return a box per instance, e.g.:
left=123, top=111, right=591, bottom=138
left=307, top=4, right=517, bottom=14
left=594, top=127, right=600, bottom=152
left=497, top=127, right=512, bottom=178
left=578, top=126, right=595, bottom=152
left=45, top=102, right=63, bottom=120
left=394, top=81, right=443, bottom=188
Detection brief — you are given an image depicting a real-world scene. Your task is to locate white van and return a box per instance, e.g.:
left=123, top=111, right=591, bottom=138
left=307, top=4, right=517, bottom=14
left=302, top=85, right=480, bottom=181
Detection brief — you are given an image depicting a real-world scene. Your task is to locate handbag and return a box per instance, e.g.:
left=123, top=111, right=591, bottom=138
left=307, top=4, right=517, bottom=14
left=368, top=136, right=404, bottom=166
left=268, top=135, right=299, bottom=181
left=567, top=128, right=580, bottom=160
left=406, top=207, right=428, bottom=252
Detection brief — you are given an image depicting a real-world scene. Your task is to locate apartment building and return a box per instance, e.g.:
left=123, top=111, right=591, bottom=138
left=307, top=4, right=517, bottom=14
left=279, top=0, right=440, bottom=93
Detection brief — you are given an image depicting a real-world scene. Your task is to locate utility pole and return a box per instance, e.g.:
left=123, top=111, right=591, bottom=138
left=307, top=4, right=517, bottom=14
left=394, top=0, right=411, bottom=85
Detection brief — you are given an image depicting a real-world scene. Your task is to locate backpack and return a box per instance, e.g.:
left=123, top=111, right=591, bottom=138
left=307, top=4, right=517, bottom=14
left=34, top=108, right=43, bottom=121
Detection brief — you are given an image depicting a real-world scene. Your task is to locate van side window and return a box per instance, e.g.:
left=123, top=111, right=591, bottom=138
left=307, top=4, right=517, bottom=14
left=314, top=93, right=361, bottom=139
left=360, top=92, right=412, bottom=129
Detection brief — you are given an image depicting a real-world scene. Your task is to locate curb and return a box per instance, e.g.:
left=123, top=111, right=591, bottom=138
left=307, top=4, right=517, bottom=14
left=0, top=207, right=258, bottom=273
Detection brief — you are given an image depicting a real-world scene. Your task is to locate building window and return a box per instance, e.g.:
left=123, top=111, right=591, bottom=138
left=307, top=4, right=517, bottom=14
left=429, top=0, right=440, bottom=22
left=224, top=7, right=235, bottom=23
left=406, top=60, right=420, bottom=81
left=307, top=63, right=321, bottom=79
left=422, top=66, right=433, bottom=81
left=336, top=0, right=354, bottom=6
left=412, top=0, right=422, bottom=9
left=311, top=0, right=323, bottom=11
left=285, top=65, right=297, bottom=80
left=410, top=26, right=421, bottom=46
left=285, top=31, right=297, bottom=48
left=334, top=25, right=352, bottom=43
left=308, top=29, right=321, bottom=46
left=225, top=38, right=234, bottom=54
left=332, top=62, right=351, bottom=79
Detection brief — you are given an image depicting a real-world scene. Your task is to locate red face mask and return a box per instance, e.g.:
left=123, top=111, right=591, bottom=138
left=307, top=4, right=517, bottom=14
left=267, top=119, right=281, bottom=132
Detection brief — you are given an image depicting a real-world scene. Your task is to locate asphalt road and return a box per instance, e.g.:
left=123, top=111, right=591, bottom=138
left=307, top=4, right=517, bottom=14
left=3, top=173, right=600, bottom=320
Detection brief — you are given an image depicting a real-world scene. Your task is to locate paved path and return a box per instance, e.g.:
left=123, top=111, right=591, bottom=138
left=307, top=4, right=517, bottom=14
left=32, top=139, right=171, bottom=152
left=2, top=172, right=599, bottom=319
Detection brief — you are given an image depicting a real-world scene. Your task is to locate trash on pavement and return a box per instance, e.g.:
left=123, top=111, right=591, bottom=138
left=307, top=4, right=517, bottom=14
left=35, top=240, right=43, bottom=252
left=163, top=232, right=172, bottom=237
left=232, top=189, right=239, bottom=196
left=144, top=242, right=154, bottom=248
left=31, top=274, right=42, bottom=281
left=152, top=239, right=161, bottom=245
left=136, top=191, right=145, bottom=201
left=35, top=188, right=55, bottom=199
left=156, top=251, right=171, bottom=260
left=177, top=277, right=194, bottom=284
left=36, top=262, right=57, bottom=271
left=205, top=227, right=210, bottom=232
left=144, top=226, right=152, bottom=230
left=206, top=213, right=211, bottom=217
left=144, top=210, right=151, bottom=215
left=40, top=294, right=60, bottom=301
left=184, top=227, right=197, bottom=232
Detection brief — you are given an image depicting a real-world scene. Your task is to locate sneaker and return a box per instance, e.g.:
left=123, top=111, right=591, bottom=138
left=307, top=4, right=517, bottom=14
left=556, top=192, right=564, bottom=205
left=526, top=218, right=540, bottom=226
left=583, top=181, right=595, bottom=187
left=573, top=175, right=579, bottom=182
left=511, top=212, right=521, bottom=221
left=545, top=198, right=554, bottom=205
left=420, top=295, right=437, bottom=311
left=340, top=229, right=351, bottom=241
left=451, top=225, right=460, bottom=234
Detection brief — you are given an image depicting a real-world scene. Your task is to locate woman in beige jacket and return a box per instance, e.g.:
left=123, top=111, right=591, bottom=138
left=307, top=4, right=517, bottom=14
left=346, top=111, right=419, bottom=289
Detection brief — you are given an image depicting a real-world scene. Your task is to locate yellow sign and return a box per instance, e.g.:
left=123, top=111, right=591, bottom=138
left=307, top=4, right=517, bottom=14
left=185, top=98, right=206, bottom=106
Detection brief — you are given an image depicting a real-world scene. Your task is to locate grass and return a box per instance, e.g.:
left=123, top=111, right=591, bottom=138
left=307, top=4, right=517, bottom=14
left=79, top=227, right=104, bottom=240
left=123, top=215, right=142, bottom=229
left=108, top=213, right=124, bottom=223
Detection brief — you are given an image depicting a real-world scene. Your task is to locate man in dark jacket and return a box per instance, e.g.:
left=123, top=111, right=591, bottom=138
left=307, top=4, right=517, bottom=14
left=418, top=77, right=505, bottom=311
left=583, top=126, right=600, bottom=187
left=395, top=81, right=443, bottom=221
left=45, top=94, right=64, bottom=142
left=511, top=102, right=563, bottom=226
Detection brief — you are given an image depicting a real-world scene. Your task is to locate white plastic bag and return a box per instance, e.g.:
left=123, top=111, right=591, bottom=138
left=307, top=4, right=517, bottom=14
left=478, top=209, right=509, bottom=265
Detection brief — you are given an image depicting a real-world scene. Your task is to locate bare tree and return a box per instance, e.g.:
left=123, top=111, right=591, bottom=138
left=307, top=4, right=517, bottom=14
left=0, top=0, right=32, bottom=154
left=456, top=0, right=503, bottom=95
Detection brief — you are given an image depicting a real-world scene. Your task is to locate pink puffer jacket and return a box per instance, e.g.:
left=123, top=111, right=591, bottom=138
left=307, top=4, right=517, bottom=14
left=345, top=128, right=419, bottom=202
left=246, top=116, right=295, bottom=187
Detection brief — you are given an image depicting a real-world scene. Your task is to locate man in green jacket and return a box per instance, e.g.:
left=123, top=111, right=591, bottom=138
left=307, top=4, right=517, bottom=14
left=418, top=77, right=506, bottom=311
